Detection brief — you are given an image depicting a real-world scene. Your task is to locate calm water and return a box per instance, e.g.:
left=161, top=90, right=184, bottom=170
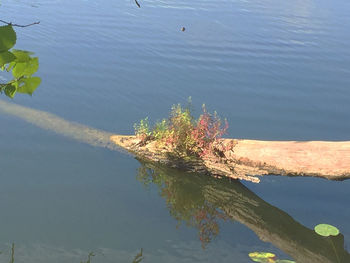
left=1, top=0, right=350, bottom=262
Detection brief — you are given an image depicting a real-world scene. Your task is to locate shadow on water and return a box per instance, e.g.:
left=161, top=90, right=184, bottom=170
left=136, top=159, right=350, bottom=263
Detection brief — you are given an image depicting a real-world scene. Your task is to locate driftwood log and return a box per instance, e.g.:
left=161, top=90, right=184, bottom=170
left=110, top=135, right=350, bottom=183
left=1, top=100, right=349, bottom=184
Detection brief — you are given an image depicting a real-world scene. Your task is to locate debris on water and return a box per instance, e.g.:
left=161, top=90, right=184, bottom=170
left=135, top=0, right=141, bottom=8
left=181, top=27, right=185, bottom=32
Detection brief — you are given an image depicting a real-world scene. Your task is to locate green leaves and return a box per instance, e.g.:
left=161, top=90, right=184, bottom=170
left=4, top=84, right=16, bottom=98
left=314, top=224, right=340, bottom=237
left=0, top=51, right=16, bottom=67
left=248, top=252, right=295, bottom=263
left=0, top=25, right=16, bottom=52
left=249, top=252, right=276, bottom=262
left=17, top=77, right=41, bottom=95
left=0, top=25, right=41, bottom=98
left=0, top=25, right=17, bottom=69
left=12, top=56, right=39, bottom=78
left=11, top=49, right=34, bottom=62
left=248, top=224, right=341, bottom=263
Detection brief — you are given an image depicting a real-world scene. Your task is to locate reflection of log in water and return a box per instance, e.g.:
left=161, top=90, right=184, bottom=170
left=1, top=101, right=349, bottom=262
left=137, top=161, right=350, bottom=263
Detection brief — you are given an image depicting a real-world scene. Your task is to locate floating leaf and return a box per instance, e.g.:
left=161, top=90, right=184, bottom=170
left=0, top=25, right=17, bottom=52
left=314, top=224, right=339, bottom=237
left=0, top=51, right=16, bottom=67
left=249, top=252, right=276, bottom=262
left=17, top=77, right=41, bottom=95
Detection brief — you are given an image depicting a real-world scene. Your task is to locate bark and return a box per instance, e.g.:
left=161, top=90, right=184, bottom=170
left=110, top=135, right=350, bottom=183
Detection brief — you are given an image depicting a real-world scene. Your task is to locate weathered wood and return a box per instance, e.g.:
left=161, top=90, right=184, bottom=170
left=110, top=135, right=350, bottom=183
left=226, top=139, right=350, bottom=180
left=2, top=99, right=348, bottom=183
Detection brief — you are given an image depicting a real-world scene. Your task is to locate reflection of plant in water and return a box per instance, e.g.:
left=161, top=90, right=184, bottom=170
left=137, top=161, right=350, bottom=262
left=0, top=22, right=41, bottom=98
left=137, top=164, right=229, bottom=248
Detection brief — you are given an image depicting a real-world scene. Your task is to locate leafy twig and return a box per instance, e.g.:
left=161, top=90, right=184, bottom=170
left=0, top=76, right=25, bottom=88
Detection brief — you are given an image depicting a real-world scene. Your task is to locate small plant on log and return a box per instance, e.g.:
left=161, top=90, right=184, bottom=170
left=134, top=117, right=151, bottom=142
left=134, top=100, right=229, bottom=158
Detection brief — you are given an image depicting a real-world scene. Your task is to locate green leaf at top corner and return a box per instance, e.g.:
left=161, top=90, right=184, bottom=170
left=314, top=224, right=340, bottom=237
left=0, top=51, right=16, bottom=67
left=0, top=25, right=17, bottom=52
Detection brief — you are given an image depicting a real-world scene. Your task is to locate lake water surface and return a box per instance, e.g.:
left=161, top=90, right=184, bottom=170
left=0, top=0, right=349, bottom=262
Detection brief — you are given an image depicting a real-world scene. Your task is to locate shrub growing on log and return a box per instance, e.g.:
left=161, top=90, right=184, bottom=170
left=134, top=102, right=228, bottom=158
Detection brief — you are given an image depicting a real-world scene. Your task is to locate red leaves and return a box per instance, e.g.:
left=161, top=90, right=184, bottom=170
left=191, top=105, right=228, bottom=157
left=134, top=102, right=229, bottom=159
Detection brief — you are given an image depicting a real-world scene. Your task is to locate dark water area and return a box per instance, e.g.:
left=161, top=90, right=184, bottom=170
left=0, top=0, right=349, bottom=262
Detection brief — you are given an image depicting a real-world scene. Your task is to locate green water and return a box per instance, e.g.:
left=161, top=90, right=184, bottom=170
left=0, top=0, right=349, bottom=262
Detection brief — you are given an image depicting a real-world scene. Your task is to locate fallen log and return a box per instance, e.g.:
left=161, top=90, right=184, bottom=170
left=1, top=100, right=349, bottom=183
left=110, top=135, right=350, bottom=183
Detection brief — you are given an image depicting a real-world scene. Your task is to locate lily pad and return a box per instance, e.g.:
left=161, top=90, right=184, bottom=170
left=249, top=252, right=276, bottom=262
left=314, top=224, right=339, bottom=237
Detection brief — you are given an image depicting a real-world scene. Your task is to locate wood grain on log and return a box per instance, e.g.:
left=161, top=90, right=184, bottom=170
left=110, top=135, right=350, bottom=183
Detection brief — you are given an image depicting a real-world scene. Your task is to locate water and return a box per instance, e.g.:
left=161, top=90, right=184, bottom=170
left=1, top=0, right=350, bottom=262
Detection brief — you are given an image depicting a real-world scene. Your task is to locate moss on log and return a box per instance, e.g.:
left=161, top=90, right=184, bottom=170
left=110, top=135, right=350, bottom=183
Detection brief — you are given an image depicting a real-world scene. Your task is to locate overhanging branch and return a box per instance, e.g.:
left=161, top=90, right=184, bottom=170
left=0, top=19, right=40, bottom=28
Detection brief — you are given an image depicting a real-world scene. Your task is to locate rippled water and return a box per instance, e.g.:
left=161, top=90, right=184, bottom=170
left=1, top=0, right=350, bottom=262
